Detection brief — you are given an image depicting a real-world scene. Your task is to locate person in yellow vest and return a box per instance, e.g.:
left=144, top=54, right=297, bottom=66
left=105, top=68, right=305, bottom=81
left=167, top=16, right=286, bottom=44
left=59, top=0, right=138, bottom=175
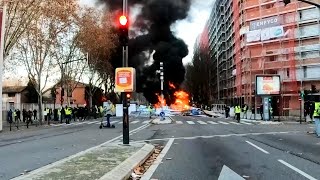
left=313, top=102, right=320, bottom=137
left=65, top=106, right=72, bottom=124
left=235, top=104, right=241, bottom=123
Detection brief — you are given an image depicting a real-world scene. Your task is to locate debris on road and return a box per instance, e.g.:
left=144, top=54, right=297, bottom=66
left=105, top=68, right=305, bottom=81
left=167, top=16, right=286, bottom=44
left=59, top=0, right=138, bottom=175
left=130, top=145, right=164, bottom=180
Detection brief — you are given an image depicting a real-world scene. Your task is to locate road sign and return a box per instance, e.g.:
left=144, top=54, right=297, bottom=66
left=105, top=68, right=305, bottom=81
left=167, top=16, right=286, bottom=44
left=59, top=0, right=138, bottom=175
left=115, top=67, right=136, bottom=92
left=160, top=111, right=165, bottom=120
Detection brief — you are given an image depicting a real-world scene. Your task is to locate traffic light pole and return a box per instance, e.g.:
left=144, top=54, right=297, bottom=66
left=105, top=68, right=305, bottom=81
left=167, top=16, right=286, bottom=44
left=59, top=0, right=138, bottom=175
left=122, top=0, right=129, bottom=145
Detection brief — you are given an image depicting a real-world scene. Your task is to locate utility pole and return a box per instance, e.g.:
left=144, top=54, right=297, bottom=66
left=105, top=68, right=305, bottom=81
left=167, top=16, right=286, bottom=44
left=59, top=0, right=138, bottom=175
left=160, top=62, right=164, bottom=108
left=121, top=0, right=129, bottom=145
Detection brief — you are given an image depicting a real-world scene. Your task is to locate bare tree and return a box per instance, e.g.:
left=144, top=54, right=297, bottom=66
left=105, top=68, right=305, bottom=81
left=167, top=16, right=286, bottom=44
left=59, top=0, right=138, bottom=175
left=16, top=0, right=78, bottom=123
left=84, top=58, right=104, bottom=108
left=76, top=7, right=118, bottom=100
left=2, top=0, right=42, bottom=60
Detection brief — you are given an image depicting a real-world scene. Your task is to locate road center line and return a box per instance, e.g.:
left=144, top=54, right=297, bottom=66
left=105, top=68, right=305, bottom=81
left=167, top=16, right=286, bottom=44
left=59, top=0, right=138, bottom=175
left=141, top=138, right=175, bottom=180
left=130, top=131, right=300, bottom=143
left=246, top=141, right=270, bottom=154
left=278, top=159, right=317, bottom=180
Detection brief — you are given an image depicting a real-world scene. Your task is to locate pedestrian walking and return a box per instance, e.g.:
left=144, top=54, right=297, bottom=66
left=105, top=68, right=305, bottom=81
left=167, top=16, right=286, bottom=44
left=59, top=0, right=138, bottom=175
left=242, top=104, right=248, bottom=119
left=313, top=101, right=320, bottom=137
left=235, top=104, right=241, bottom=123
left=260, top=104, right=263, bottom=120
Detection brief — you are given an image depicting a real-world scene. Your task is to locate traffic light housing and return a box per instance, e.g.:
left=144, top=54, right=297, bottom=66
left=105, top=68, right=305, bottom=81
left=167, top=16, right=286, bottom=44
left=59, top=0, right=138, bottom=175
left=126, top=93, right=131, bottom=107
left=283, top=0, right=290, bottom=5
left=118, top=15, right=129, bottom=46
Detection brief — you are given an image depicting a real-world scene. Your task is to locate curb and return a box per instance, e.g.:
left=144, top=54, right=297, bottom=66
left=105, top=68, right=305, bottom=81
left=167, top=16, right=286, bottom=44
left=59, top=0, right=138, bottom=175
left=99, top=143, right=155, bottom=180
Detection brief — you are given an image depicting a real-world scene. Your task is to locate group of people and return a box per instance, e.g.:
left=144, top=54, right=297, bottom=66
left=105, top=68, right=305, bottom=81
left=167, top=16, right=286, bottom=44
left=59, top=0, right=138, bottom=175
left=7, top=109, right=38, bottom=125
left=224, top=104, right=249, bottom=122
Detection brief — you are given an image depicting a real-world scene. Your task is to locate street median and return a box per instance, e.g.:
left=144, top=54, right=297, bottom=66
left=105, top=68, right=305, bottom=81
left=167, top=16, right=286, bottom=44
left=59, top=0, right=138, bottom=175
left=12, top=143, right=154, bottom=180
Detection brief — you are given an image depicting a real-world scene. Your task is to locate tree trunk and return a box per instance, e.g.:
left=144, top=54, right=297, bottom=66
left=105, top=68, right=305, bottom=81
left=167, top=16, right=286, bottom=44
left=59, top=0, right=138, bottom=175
left=89, top=94, right=93, bottom=108
left=38, top=94, right=43, bottom=125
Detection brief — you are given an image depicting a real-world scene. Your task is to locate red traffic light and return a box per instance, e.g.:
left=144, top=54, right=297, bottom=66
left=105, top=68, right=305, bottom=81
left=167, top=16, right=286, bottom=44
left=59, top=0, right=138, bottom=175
left=126, top=93, right=131, bottom=98
left=119, top=15, right=128, bottom=26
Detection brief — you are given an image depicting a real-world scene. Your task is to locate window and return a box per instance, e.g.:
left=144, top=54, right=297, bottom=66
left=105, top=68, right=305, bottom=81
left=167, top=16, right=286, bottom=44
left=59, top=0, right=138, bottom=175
left=8, top=93, right=15, bottom=97
left=286, top=69, right=290, bottom=78
left=303, top=66, right=307, bottom=78
left=269, top=56, right=275, bottom=61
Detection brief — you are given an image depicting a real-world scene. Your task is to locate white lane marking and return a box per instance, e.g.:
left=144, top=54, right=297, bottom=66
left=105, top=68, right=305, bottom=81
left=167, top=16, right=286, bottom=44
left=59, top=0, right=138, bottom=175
left=13, top=123, right=151, bottom=180
left=50, top=124, right=62, bottom=127
left=246, top=141, right=270, bottom=154
left=141, top=138, right=175, bottom=180
left=208, top=121, right=218, bottom=125
left=131, top=131, right=300, bottom=143
left=111, top=121, right=119, bottom=124
left=229, top=122, right=241, bottom=125
left=131, top=120, right=139, bottom=124
left=176, top=121, right=183, bottom=124
left=75, top=122, right=87, bottom=125
left=241, top=122, right=253, bottom=125
left=95, top=122, right=102, bottom=124
left=118, top=122, right=123, bottom=124
left=197, top=121, right=207, bottom=124
left=142, top=120, right=149, bottom=124
left=187, top=121, right=195, bottom=124
left=278, top=159, right=317, bottom=180
left=218, top=121, right=229, bottom=125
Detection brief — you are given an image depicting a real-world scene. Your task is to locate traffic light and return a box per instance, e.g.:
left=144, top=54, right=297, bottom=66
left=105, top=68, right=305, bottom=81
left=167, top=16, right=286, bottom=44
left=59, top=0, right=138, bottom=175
left=283, top=0, right=290, bottom=5
left=126, top=93, right=131, bottom=107
left=118, top=15, right=129, bottom=46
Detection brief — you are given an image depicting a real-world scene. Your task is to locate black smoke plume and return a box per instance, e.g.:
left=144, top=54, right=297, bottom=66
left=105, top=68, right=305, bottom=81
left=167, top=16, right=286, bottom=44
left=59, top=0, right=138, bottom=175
left=98, top=0, right=190, bottom=104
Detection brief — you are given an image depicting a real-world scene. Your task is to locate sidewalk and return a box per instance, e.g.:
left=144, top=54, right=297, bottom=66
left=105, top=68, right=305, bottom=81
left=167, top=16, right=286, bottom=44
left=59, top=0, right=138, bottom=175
left=12, top=143, right=154, bottom=180
left=1, top=118, right=104, bottom=134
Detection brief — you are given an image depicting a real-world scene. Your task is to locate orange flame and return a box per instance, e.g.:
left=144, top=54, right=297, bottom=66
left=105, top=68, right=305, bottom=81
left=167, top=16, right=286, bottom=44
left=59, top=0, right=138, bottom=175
left=169, top=82, right=176, bottom=89
left=154, top=94, right=166, bottom=109
left=170, top=90, right=190, bottom=111
left=153, top=82, right=190, bottom=111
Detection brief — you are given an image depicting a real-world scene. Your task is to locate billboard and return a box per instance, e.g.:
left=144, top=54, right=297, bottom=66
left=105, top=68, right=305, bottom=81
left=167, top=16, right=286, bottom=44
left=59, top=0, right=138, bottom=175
left=115, top=67, right=136, bottom=92
left=249, top=16, right=283, bottom=31
left=256, top=75, right=280, bottom=96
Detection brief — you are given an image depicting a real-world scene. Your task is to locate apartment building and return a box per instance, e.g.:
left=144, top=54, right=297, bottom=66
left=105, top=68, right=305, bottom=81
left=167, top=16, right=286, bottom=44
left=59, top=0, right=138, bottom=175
left=241, top=0, right=320, bottom=116
left=196, top=0, right=320, bottom=116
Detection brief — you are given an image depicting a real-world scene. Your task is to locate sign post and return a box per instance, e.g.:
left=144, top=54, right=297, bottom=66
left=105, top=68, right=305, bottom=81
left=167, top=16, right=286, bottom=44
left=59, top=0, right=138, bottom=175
left=115, top=67, right=136, bottom=145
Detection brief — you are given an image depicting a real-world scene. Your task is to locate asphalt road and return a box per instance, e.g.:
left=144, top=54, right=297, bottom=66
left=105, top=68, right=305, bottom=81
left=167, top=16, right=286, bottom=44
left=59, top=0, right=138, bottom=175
left=129, top=116, right=320, bottom=180
left=0, top=116, right=151, bottom=180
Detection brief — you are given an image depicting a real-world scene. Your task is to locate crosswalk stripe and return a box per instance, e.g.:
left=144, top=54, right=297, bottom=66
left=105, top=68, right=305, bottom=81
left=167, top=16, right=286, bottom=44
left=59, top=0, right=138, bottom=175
left=111, top=121, right=119, bottom=124
left=218, top=121, right=229, bottom=125
left=197, top=121, right=207, bottom=124
left=208, top=121, right=218, bottom=125
left=187, top=121, right=195, bottom=124
left=118, top=122, right=123, bottom=124
left=76, top=122, right=87, bottom=125
left=142, top=120, right=149, bottom=124
left=241, top=122, right=253, bottom=125
left=229, top=122, right=241, bottom=125
left=131, top=120, right=139, bottom=124
left=176, top=121, right=183, bottom=124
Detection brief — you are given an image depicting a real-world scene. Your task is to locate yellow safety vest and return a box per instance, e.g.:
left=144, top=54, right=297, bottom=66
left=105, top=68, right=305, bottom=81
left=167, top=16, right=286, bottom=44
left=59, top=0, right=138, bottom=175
left=313, top=102, right=320, bottom=117
left=13, top=112, right=17, bottom=116
left=235, top=106, right=241, bottom=113
left=65, top=109, right=71, bottom=115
